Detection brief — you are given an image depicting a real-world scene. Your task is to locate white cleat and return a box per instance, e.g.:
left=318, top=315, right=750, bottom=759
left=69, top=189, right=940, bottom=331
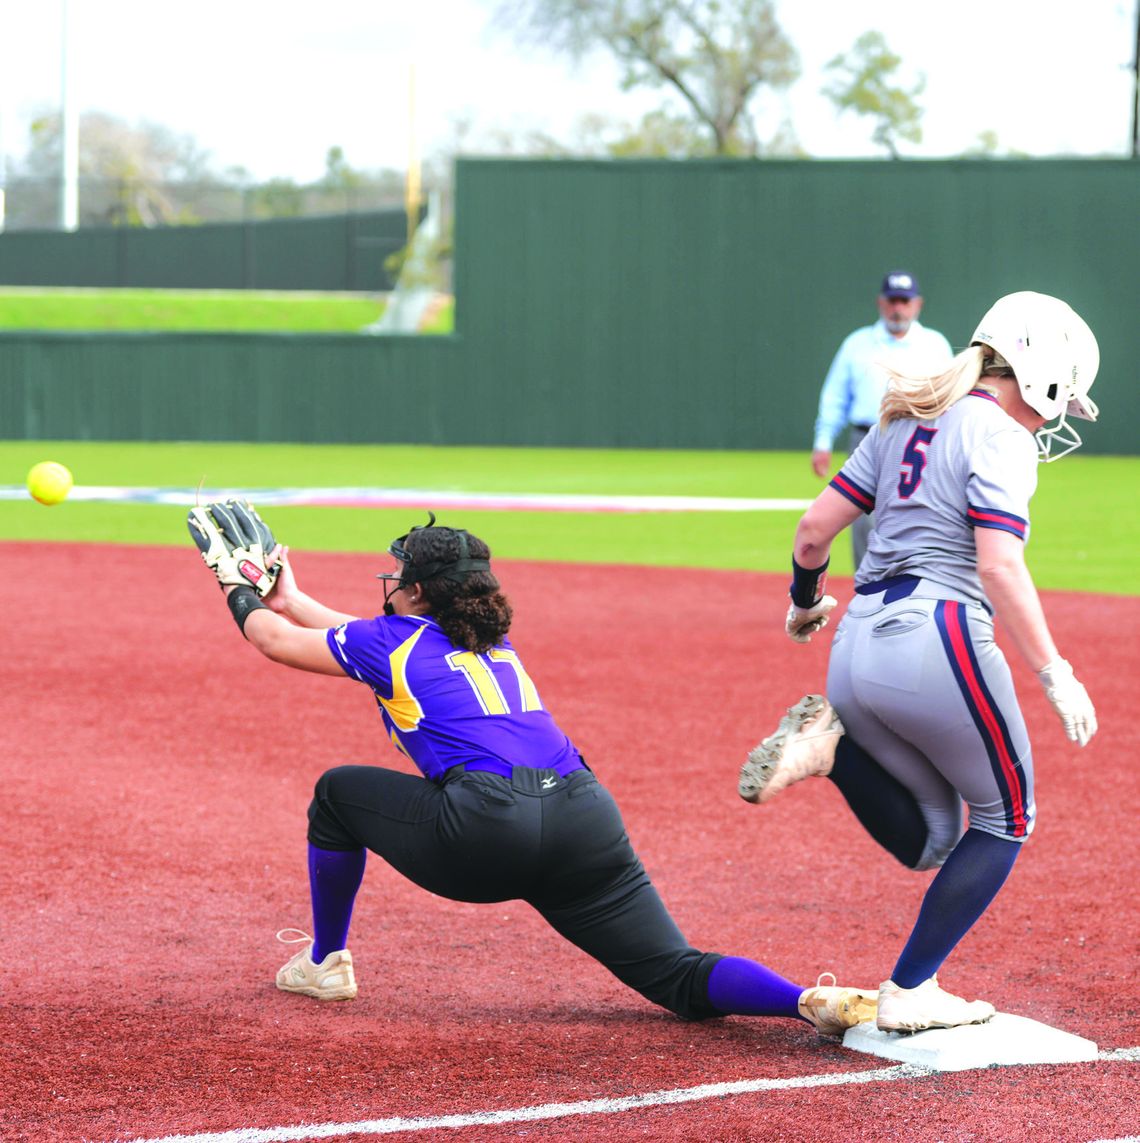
left=275, top=929, right=357, bottom=1001
left=876, top=976, right=995, bottom=1033
left=738, top=694, right=844, bottom=804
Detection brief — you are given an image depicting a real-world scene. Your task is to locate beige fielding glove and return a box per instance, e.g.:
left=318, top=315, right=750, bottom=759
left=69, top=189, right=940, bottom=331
left=1037, top=657, right=1097, bottom=747
left=785, top=596, right=838, bottom=644
left=187, top=499, right=281, bottom=598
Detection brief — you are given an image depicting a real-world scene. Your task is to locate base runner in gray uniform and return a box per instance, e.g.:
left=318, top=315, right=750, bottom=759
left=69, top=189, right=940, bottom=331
left=737, top=292, right=1101, bottom=1034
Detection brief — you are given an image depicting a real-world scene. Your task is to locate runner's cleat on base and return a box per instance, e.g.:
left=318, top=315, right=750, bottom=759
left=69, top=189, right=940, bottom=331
left=876, top=976, right=994, bottom=1033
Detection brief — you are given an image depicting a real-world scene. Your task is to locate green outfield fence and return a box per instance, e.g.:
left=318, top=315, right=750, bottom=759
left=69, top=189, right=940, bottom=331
left=1, top=159, right=1137, bottom=453
left=0, top=208, right=413, bottom=291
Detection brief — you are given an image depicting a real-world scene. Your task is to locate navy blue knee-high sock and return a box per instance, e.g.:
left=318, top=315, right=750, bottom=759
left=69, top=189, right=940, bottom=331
left=706, top=956, right=805, bottom=1019
left=891, top=828, right=1020, bottom=988
left=308, top=844, right=366, bottom=963
left=828, top=737, right=928, bottom=868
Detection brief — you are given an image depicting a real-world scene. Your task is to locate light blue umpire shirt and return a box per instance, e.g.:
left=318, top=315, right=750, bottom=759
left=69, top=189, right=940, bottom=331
left=813, top=319, right=954, bottom=452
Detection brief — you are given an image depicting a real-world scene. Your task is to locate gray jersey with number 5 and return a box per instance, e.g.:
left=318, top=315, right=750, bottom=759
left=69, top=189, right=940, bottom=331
left=828, top=390, right=1039, bottom=606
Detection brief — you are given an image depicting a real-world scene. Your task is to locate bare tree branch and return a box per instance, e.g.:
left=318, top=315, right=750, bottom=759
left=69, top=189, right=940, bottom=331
left=493, top=0, right=800, bottom=156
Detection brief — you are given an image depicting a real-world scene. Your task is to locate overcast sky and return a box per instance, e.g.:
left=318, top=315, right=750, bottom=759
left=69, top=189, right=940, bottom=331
left=1, top=1, right=1135, bottom=182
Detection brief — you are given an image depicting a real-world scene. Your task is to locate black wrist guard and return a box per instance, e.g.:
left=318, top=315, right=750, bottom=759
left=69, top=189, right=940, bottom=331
left=790, top=557, right=829, bottom=609
left=227, top=585, right=269, bottom=636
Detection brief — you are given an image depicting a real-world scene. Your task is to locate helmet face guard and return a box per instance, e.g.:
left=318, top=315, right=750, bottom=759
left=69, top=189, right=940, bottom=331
left=1033, top=409, right=1090, bottom=463
left=1033, top=390, right=1101, bottom=463
left=386, top=512, right=436, bottom=582
left=970, top=291, right=1099, bottom=462
left=376, top=512, right=491, bottom=606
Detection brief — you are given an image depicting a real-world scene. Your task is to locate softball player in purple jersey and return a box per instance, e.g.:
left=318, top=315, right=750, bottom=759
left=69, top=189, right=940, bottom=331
left=194, top=510, right=876, bottom=1035
left=737, top=291, right=1100, bottom=1033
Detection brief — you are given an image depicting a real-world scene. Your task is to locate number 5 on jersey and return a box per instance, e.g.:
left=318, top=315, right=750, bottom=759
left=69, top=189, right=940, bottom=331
left=898, top=427, right=938, bottom=498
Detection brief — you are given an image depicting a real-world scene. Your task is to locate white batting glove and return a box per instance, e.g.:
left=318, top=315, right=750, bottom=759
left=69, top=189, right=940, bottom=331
left=1037, top=658, right=1097, bottom=747
left=785, top=595, right=838, bottom=644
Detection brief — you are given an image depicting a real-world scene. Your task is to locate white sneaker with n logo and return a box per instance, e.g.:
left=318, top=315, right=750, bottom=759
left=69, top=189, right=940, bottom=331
left=275, top=929, right=357, bottom=1001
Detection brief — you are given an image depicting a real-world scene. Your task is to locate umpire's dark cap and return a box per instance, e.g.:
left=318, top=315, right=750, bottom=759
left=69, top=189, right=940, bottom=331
left=880, top=270, right=921, bottom=299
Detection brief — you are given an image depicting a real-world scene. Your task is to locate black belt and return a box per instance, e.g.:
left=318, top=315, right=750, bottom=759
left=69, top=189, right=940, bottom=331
left=461, top=756, right=587, bottom=779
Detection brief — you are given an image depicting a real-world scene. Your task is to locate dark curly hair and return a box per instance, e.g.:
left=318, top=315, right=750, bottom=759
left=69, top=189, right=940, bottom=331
left=402, top=526, right=512, bottom=653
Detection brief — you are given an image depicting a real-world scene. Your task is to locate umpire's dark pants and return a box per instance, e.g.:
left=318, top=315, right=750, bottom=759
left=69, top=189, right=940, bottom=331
left=307, top=763, right=722, bottom=1021
left=848, top=423, right=873, bottom=571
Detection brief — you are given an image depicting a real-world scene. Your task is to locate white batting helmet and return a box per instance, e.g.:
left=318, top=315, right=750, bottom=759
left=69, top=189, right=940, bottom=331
left=970, top=291, right=1100, bottom=461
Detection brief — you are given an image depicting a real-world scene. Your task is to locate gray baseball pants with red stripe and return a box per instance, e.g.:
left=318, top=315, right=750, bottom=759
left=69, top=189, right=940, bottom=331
left=826, top=585, right=1035, bottom=872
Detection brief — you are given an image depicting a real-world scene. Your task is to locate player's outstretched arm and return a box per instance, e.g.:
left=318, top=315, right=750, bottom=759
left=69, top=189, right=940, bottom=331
left=975, top=528, right=1096, bottom=746
left=188, top=500, right=352, bottom=677
left=232, top=551, right=352, bottom=675
left=265, top=546, right=360, bottom=629
left=231, top=589, right=349, bottom=676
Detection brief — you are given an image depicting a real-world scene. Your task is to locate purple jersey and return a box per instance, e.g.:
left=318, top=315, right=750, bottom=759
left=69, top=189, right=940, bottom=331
left=326, top=614, right=580, bottom=782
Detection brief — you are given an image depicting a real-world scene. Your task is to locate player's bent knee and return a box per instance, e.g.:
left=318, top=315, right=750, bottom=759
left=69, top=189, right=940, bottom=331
left=635, top=951, right=723, bottom=1022
left=306, top=766, right=365, bottom=850
left=912, top=827, right=960, bottom=872
left=967, top=803, right=1036, bottom=844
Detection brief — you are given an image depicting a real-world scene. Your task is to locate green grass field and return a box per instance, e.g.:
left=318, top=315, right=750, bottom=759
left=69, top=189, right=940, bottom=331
left=0, top=288, right=390, bottom=333
left=1, top=440, right=1135, bottom=594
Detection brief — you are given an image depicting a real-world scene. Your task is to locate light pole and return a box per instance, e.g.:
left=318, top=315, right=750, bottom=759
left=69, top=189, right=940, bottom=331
left=1132, top=0, right=1139, bottom=157
left=60, top=0, right=79, bottom=230
left=406, top=63, right=420, bottom=249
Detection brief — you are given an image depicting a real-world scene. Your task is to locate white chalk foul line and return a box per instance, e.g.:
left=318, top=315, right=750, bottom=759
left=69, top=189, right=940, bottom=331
left=108, top=1046, right=1140, bottom=1143
left=112, top=1063, right=929, bottom=1143
left=0, top=485, right=812, bottom=513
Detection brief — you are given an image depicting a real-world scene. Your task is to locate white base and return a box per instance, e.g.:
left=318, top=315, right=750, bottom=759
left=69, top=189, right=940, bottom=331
left=843, top=1012, right=1098, bottom=1072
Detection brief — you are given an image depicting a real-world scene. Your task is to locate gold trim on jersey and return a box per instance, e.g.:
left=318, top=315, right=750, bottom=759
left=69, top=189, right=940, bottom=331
left=379, top=624, right=429, bottom=731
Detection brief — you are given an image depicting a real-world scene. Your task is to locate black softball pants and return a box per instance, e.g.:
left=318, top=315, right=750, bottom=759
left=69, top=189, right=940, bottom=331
left=307, top=763, right=722, bottom=1021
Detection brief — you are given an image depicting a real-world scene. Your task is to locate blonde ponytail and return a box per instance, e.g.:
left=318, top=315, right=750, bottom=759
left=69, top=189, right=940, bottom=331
left=880, top=346, right=1000, bottom=426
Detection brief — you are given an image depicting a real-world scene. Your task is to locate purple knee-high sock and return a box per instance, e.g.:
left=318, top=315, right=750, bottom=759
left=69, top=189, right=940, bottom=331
left=706, top=956, right=805, bottom=1018
left=308, top=844, right=366, bottom=964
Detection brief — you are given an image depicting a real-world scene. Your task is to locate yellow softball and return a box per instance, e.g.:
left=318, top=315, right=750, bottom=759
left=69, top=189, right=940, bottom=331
left=27, top=460, right=74, bottom=506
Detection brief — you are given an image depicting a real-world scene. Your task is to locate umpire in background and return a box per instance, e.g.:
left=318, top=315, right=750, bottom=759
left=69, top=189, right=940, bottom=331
left=810, top=270, right=953, bottom=570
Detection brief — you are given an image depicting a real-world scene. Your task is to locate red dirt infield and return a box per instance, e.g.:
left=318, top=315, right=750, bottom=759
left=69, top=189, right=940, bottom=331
left=3, top=542, right=1137, bottom=1143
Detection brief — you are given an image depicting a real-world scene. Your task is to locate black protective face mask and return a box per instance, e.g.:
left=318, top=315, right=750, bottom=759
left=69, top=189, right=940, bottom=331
left=374, top=511, right=490, bottom=611
left=375, top=512, right=438, bottom=612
